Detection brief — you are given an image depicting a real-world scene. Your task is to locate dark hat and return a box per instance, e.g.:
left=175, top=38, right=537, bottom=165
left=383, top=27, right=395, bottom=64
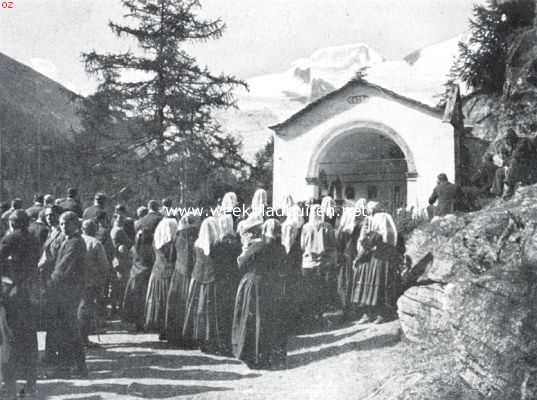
left=67, top=187, right=78, bottom=197
left=11, top=198, right=23, bottom=209
left=162, top=198, right=172, bottom=208
left=60, top=210, right=80, bottom=223
left=437, top=173, right=448, bottom=181
left=9, top=209, right=29, bottom=229
left=82, top=219, right=97, bottom=236
left=95, top=192, right=106, bottom=201
left=115, top=204, right=127, bottom=213
left=147, top=200, right=160, bottom=212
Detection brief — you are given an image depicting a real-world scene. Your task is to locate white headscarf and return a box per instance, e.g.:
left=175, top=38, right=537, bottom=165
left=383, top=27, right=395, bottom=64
left=177, top=212, right=200, bottom=232
left=355, top=198, right=367, bottom=217
left=222, top=192, right=238, bottom=213
left=282, top=194, right=294, bottom=216
left=321, top=196, right=336, bottom=220
left=371, top=212, right=398, bottom=246
left=366, top=201, right=380, bottom=215
left=153, top=217, right=178, bottom=250
left=251, top=189, right=268, bottom=216
left=282, top=207, right=303, bottom=254
left=262, top=218, right=281, bottom=240
left=217, top=214, right=235, bottom=240
left=337, top=206, right=357, bottom=236
left=302, top=204, right=330, bottom=254
left=307, top=204, right=323, bottom=228
left=195, top=217, right=220, bottom=256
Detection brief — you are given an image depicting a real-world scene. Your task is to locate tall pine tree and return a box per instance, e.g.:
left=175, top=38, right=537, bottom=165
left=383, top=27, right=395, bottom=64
left=81, top=0, right=247, bottom=178
left=448, top=0, right=534, bottom=95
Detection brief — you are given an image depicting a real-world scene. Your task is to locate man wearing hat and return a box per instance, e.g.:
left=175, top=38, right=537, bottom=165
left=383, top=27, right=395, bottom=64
left=58, top=188, right=83, bottom=217
left=0, top=210, right=41, bottom=398
left=79, top=219, right=110, bottom=348
left=46, top=211, right=88, bottom=378
left=83, top=192, right=107, bottom=222
left=135, top=200, right=162, bottom=235
left=26, top=194, right=44, bottom=221
left=428, top=173, right=459, bottom=217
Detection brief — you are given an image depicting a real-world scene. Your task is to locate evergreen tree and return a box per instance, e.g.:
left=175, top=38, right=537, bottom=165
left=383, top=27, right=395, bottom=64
left=81, top=0, right=248, bottom=177
left=449, top=0, right=534, bottom=95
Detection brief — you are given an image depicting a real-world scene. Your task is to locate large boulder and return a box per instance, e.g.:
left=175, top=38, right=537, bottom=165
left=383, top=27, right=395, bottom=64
left=397, top=184, right=537, bottom=399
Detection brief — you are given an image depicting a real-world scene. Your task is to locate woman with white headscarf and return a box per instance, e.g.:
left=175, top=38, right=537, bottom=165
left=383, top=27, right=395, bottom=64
left=335, top=199, right=366, bottom=318
left=165, top=213, right=200, bottom=347
left=300, top=204, right=336, bottom=326
left=281, top=199, right=305, bottom=334
left=351, top=203, right=401, bottom=324
left=232, top=219, right=287, bottom=369
left=220, top=192, right=240, bottom=230
left=144, top=216, right=177, bottom=339
left=182, top=217, right=224, bottom=353
left=210, top=214, right=242, bottom=355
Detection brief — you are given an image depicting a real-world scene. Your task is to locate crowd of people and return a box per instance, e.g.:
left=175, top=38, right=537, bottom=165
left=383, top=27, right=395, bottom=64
left=0, top=187, right=402, bottom=398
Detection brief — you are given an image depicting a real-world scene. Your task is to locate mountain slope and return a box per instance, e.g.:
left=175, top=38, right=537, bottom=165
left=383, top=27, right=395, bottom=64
left=0, top=52, right=83, bottom=141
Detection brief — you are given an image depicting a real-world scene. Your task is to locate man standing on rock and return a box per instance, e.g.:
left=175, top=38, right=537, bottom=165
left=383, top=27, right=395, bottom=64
left=428, top=173, right=458, bottom=217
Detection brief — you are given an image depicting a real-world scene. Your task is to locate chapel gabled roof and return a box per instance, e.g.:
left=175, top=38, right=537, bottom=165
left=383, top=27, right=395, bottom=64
left=270, top=78, right=444, bottom=135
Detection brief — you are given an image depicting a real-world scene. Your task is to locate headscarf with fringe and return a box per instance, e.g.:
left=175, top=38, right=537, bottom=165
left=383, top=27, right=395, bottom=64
left=194, top=217, right=220, bottom=256
left=153, top=217, right=178, bottom=250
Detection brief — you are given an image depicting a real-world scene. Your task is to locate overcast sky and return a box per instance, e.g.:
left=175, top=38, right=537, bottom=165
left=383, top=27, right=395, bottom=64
left=0, top=0, right=481, bottom=95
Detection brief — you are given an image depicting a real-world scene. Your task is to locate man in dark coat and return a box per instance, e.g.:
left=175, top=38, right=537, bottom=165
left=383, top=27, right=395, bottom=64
left=1, top=198, right=23, bottom=235
left=38, top=205, right=64, bottom=364
left=79, top=219, right=109, bottom=347
left=504, top=137, right=537, bottom=199
left=470, top=154, right=498, bottom=196
left=25, top=194, right=44, bottom=221
left=28, top=209, right=49, bottom=248
left=135, top=200, right=162, bottom=234
left=0, top=210, right=41, bottom=398
left=428, top=173, right=459, bottom=217
left=58, top=188, right=83, bottom=217
left=83, top=192, right=107, bottom=221
left=46, top=211, right=88, bottom=378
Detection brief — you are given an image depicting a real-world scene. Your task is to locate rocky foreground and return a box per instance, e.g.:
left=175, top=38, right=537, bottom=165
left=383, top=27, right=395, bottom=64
left=398, top=184, right=537, bottom=400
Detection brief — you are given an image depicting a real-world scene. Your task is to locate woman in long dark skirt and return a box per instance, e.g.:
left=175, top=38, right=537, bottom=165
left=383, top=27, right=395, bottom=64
left=281, top=201, right=304, bottom=334
left=232, top=219, right=287, bottom=369
left=212, top=214, right=242, bottom=355
left=352, top=203, right=400, bottom=324
left=165, top=213, right=199, bottom=347
left=336, top=199, right=365, bottom=319
left=300, top=204, right=337, bottom=325
left=122, top=228, right=154, bottom=331
left=182, top=217, right=222, bottom=353
left=144, top=217, right=177, bottom=339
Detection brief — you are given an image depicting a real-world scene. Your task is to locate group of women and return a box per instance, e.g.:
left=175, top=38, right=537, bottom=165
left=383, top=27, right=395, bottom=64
left=121, top=189, right=401, bottom=370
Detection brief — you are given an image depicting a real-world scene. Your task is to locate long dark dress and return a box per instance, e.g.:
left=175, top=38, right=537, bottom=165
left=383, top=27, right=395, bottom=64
left=122, top=229, right=154, bottom=329
left=144, top=242, right=175, bottom=334
left=336, top=224, right=361, bottom=312
left=283, top=230, right=303, bottom=334
left=182, top=247, right=222, bottom=352
left=232, top=240, right=287, bottom=369
left=351, top=234, right=401, bottom=308
left=212, top=234, right=242, bottom=355
left=165, top=226, right=198, bottom=346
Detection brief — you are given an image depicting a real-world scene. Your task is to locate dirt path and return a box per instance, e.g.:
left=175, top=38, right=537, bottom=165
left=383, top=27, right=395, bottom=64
left=34, top=320, right=403, bottom=400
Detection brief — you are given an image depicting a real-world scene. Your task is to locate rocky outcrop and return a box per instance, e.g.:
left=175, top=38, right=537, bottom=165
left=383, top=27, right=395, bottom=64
left=397, top=184, right=537, bottom=399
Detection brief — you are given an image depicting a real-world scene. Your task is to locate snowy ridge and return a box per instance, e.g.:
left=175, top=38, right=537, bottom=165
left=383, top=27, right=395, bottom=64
left=218, top=35, right=465, bottom=161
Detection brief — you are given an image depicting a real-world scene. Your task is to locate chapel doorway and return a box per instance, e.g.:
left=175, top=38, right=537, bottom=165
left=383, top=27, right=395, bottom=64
left=317, top=129, right=408, bottom=215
